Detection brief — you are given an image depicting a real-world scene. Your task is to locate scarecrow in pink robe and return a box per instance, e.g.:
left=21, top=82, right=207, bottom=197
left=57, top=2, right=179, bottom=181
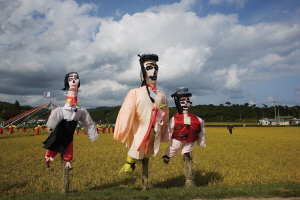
left=114, top=53, right=169, bottom=190
left=43, top=72, right=98, bottom=169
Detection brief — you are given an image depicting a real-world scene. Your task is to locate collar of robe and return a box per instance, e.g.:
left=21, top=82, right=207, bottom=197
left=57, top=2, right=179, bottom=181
left=147, top=84, right=157, bottom=92
left=66, top=96, right=79, bottom=107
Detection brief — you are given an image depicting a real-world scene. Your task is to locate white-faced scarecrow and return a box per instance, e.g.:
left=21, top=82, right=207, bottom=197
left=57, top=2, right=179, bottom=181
left=114, top=53, right=169, bottom=190
left=162, top=87, right=206, bottom=188
left=43, top=72, right=98, bottom=169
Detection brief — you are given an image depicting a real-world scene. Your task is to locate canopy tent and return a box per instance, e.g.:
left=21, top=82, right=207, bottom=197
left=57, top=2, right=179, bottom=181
left=2, top=102, right=58, bottom=128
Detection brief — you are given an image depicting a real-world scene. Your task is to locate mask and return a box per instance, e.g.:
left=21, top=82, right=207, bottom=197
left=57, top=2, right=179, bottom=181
left=143, top=60, right=158, bottom=84
left=68, top=73, right=80, bottom=89
left=179, top=97, right=192, bottom=110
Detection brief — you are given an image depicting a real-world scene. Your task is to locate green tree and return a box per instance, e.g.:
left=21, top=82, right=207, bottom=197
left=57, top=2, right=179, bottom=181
left=225, top=102, right=231, bottom=106
left=14, top=100, right=21, bottom=111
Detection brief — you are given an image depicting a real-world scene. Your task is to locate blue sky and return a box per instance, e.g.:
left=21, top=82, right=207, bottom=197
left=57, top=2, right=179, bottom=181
left=0, top=0, right=299, bottom=108
left=74, top=0, right=300, bottom=25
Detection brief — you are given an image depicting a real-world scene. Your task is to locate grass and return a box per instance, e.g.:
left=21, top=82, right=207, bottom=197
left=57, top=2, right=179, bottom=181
left=0, top=127, right=300, bottom=199
left=1, top=182, right=299, bottom=200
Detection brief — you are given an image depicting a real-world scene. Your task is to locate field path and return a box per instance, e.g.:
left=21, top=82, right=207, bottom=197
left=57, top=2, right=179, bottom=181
left=193, top=198, right=300, bottom=200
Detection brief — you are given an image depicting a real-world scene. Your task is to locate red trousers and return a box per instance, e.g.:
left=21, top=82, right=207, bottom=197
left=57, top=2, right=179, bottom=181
left=45, top=140, right=74, bottom=164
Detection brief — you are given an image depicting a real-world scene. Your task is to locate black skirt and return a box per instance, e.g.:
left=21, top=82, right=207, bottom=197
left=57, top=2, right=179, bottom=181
left=43, top=120, right=78, bottom=153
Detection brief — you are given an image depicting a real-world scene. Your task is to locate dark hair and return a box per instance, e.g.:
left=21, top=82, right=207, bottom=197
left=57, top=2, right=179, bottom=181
left=138, top=54, right=159, bottom=103
left=138, top=54, right=159, bottom=86
left=62, top=72, right=80, bottom=91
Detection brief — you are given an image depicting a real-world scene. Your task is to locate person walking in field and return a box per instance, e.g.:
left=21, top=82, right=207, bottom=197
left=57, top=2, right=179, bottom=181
left=114, top=53, right=169, bottom=190
left=162, top=87, right=206, bottom=188
left=43, top=72, right=98, bottom=169
left=227, top=125, right=234, bottom=134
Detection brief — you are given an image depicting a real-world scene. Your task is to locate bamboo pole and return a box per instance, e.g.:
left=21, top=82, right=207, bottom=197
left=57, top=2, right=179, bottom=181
left=184, top=153, right=196, bottom=189
left=61, top=158, right=70, bottom=194
left=141, top=158, right=149, bottom=191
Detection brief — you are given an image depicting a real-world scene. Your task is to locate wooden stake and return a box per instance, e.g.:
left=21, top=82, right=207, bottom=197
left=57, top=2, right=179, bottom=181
left=61, top=158, right=70, bottom=194
left=141, top=158, right=149, bottom=191
left=184, top=154, right=196, bottom=189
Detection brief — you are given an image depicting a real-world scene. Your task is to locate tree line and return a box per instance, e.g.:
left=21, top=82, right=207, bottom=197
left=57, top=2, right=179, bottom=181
left=0, top=100, right=32, bottom=122
left=1, top=101, right=299, bottom=124
left=86, top=103, right=300, bottom=123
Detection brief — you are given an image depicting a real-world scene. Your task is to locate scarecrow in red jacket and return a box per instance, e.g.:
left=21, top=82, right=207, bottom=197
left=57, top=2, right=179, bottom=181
left=43, top=72, right=98, bottom=169
left=162, top=87, right=206, bottom=188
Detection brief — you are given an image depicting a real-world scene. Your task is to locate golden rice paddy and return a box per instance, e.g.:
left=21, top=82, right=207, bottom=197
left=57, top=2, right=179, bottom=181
left=0, top=126, right=299, bottom=195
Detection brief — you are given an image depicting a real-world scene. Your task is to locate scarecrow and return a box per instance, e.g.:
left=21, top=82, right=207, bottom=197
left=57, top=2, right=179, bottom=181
left=8, top=125, right=15, bottom=134
left=162, top=87, right=206, bottom=188
left=43, top=72, right=98, bottom=169
left=75, top=125, right=80, bottom=135
left=34, top=125, right=41, bottom=135
left=0, top=125, right=4, bottom=134
left=227, top=125, right=234, bottom=134
left=20, top=123, right=27, bottom=133
left=114, top=53, right=169, bottom=190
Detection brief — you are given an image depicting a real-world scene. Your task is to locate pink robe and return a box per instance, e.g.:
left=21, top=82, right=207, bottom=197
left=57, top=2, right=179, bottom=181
left=114, top=86, right=169, bottom=159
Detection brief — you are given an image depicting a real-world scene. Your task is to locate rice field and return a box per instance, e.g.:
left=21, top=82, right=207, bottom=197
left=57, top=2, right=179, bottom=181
left=0, top=127, right=299, bottom=195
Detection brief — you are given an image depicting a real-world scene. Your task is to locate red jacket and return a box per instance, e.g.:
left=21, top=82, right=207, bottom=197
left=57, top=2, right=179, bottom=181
left=172, top=112, right=201, bottom=142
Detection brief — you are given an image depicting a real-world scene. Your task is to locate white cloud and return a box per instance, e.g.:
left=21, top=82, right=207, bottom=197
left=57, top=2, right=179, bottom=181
left=81, top=79, right=128, bottom=96
left=224, top=64, right=240, bottom=90
left=211, top=64, right=243, bottom=91
left=0, top=0, right=300, bottom=108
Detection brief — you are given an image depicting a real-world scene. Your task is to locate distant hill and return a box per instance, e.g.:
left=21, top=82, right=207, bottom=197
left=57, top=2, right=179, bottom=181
left=1, top=101, right=299, bottom=123
left=87, top=106, right=121, bottom=124
left=0, top=101, right=33, bottom=121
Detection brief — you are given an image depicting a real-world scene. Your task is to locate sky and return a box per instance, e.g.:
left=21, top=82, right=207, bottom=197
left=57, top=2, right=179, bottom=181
left=0, top=0, right=300, bottom=109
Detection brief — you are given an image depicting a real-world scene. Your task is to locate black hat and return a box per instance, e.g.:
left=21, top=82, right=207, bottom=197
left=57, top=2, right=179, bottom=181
left=171, top=87, right=192, bottom=114
left=138, top=53, right=159, bottom=64
left=171, top=87, right=192, bottom=98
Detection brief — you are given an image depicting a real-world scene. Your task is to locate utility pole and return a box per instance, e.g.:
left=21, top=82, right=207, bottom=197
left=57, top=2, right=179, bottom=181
left=273, top=100, right=276, bottom=124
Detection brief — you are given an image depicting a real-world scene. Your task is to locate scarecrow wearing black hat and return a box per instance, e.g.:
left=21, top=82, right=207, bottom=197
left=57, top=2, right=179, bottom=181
left=43, top=72, right=98, bottom=169
left=162, top=87, right=206, bottom=188
left=114, top=53, right=169, bottom=190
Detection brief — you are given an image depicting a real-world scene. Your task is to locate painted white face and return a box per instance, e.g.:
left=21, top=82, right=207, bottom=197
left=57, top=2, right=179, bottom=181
left=179, top=97, right=192, bottom=110
left=68, top=73, right=79, bottom=89
left=144, top=60, right=158, bottom=84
